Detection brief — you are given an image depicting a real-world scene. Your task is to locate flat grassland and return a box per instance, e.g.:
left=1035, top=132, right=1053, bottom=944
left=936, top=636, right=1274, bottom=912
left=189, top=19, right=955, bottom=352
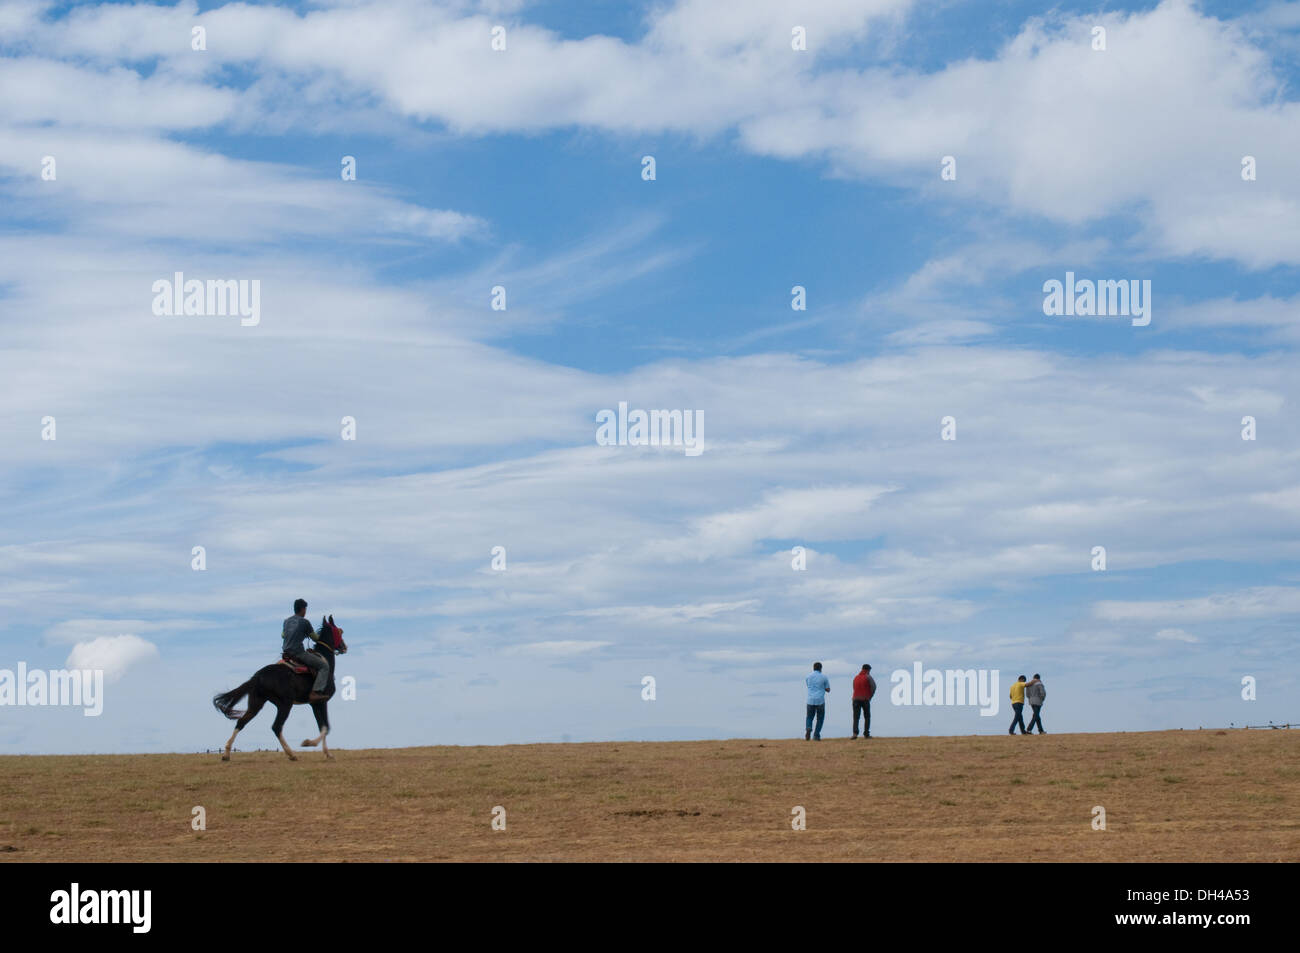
left=1, top=729, right=1295, bottom=862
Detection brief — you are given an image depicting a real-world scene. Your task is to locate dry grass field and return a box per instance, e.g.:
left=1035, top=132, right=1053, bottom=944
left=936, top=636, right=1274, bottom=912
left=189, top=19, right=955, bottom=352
left=1, top=729, right=1296, bottom=862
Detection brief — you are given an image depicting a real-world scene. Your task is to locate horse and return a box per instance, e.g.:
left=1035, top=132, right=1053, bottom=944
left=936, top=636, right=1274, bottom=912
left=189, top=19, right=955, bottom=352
left=213, top=615, right=348, bottom=761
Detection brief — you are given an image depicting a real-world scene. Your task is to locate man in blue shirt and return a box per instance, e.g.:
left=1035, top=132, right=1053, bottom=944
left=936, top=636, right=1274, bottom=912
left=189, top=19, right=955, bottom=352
left=805, top=662, right=831, bottom=740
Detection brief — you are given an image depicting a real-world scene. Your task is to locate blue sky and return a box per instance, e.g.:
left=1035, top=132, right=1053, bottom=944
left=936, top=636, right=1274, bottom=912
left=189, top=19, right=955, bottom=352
left=2, top=0, right=1299, bottom=753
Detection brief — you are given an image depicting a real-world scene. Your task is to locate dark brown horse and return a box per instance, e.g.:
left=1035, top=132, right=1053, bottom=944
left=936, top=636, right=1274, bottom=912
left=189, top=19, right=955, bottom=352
left=213, top=615, right=348, bottom=760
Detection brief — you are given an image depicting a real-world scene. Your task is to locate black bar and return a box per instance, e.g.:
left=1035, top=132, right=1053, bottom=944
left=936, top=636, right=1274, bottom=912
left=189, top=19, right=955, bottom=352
left=2, top=862, right=1282, bottom=938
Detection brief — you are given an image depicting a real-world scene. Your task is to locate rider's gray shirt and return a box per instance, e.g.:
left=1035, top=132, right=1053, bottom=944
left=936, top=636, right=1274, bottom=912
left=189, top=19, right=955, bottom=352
left=281, top=615, right=316, bottom=656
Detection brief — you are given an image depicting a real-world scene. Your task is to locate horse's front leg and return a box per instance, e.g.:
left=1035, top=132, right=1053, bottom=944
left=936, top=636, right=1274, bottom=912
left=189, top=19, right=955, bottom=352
left=302, top=702, right=333, bottom=759
left=271, top=701, right=297, bottom=760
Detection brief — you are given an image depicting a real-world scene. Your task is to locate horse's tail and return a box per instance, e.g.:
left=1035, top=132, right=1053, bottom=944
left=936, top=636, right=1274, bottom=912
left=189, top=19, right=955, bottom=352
left=213, top=679, right=253, bottom=720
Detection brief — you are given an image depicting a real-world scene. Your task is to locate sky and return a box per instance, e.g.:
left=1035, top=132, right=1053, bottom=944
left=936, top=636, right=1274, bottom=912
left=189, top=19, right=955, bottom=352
left=1, top=0, right=1298, bottom=753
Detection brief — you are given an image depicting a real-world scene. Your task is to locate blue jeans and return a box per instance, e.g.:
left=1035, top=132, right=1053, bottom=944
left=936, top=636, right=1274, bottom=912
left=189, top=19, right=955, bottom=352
left=805, top=703, right=825, bottom=738
left=1009, top=702, right=1027, bottom=734
left=1026, top=704, right=1044, bottom=733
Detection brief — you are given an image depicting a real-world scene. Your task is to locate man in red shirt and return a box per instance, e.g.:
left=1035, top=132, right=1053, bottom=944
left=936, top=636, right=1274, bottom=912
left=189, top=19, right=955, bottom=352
left=852, top=664, right=877, bottom=739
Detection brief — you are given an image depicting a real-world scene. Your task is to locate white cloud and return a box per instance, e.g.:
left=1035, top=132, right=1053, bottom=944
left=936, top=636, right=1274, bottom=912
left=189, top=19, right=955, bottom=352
left=513, top=640, right=611, bottom=655
left=689, top=486, right=894, bottom=557
left=695, top=649, right=783, bottom=663
left=1096, top=588, right=1300, bottom=623
left=8, top=1, right=1299, bottom=265
left=0, top=126, right=486, bottom=245
left=64, top=634, right=159, bottom=681
left=43, top=618, right=201, bottom=645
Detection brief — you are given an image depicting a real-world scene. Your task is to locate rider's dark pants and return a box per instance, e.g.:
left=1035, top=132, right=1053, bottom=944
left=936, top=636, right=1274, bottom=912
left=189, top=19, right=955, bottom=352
left=293, top=651, right=329, bottom=693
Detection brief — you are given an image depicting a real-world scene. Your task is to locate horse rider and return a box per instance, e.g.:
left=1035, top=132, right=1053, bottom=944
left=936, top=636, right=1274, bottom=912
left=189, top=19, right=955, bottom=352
left=282, top=598, right=330, bottom=701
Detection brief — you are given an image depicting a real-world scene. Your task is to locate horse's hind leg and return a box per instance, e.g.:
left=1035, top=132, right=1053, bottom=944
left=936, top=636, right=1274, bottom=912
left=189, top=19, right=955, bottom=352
left=221, top=726, right=238, bottom=761
left=222, top=693, right=267, bottom=761
left=270, top=701, right=297, bottom=761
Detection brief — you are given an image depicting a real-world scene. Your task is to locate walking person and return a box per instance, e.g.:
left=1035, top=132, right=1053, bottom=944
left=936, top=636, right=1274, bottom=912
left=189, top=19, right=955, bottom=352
left=1008, top=674, right=1039, bottom=736
left=851, top=664, right=877, bottom=738
left=805, top=662, right=830, bottom=741
left=1025, top=673, right=1046, bottom=734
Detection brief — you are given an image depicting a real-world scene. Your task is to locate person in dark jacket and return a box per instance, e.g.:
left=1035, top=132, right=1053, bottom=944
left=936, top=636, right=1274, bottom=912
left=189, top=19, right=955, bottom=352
left=1025, top=673, right=1046, bottom=734
left=282, top=598, right=330, bottom=701
left=851, top=664, right=877, bottom=738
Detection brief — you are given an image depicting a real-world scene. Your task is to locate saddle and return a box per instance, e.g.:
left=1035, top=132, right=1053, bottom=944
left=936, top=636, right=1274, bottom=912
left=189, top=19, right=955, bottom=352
left=278, top=651, right=319, bottom=675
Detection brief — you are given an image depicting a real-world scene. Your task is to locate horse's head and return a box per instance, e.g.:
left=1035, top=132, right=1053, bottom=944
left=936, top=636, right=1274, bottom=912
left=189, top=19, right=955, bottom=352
left=320, top=614, right=348, bottom=654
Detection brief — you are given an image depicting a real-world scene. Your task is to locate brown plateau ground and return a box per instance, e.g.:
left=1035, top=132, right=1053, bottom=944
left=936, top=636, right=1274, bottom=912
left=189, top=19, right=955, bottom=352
left=0, top=729, right=1296, bottom=861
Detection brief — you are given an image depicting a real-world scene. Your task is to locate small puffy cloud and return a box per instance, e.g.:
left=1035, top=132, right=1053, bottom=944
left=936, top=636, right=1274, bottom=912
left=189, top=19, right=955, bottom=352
left=1155, top=628, right=1199, bottom=643
left=65, top=634, right=159, bottom=681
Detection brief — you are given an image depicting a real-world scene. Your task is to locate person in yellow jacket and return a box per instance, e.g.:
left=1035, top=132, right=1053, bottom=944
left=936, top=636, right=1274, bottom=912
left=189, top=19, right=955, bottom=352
left=1008, top=674, right=1040, bottom=735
